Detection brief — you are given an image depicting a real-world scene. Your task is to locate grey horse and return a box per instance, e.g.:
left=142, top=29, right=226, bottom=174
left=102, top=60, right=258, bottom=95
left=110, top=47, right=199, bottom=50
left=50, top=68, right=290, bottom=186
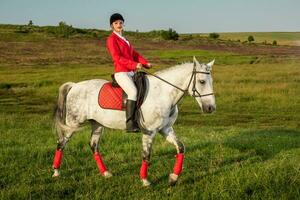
left=52, top=57, right=216, bottom=186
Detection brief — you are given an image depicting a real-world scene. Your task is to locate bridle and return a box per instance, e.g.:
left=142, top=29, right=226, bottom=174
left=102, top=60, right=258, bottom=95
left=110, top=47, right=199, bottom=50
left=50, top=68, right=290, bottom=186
left=186, top=63, right=214, bottom=98
left=140, top=63, right=214, bottom=105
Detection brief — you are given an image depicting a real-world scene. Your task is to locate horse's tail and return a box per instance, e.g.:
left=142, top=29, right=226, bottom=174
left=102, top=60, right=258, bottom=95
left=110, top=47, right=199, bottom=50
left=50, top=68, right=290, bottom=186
left=54, top=82, right=75, bottom=141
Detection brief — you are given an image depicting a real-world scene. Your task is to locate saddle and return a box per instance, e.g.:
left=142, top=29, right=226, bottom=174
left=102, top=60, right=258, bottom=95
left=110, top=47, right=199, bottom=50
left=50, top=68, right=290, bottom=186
left=98, top=72, right=147, bottom=111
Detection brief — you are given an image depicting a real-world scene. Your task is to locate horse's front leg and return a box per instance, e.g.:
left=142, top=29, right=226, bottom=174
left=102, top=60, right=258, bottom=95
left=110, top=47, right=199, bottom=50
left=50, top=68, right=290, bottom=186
left=140, top=133, right=156, bottom=186
left=159, top=126, right=185, bottom=186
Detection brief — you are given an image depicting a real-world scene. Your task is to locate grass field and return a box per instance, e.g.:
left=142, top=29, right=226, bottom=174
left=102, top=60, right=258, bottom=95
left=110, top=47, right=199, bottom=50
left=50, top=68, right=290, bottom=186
left=200, top=32, right=300, bottom=46
left=222, top=32, right=300, bottom=46
left=0, top=26, right=300, bottom=199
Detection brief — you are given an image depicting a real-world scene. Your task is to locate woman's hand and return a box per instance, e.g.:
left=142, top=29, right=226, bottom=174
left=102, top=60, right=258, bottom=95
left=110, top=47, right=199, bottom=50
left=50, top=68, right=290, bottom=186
left=136, top=63, right=143, bottom=69
left=146, top=63, right=152, bottom=68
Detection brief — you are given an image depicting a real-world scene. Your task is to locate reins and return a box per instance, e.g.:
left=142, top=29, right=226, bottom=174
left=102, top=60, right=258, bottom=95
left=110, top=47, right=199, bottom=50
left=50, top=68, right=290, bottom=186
left=139, top=68, right=186, bottom=93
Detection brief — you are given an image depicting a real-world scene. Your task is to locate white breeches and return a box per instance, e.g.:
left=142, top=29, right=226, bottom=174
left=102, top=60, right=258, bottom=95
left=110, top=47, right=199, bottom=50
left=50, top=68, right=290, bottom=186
left=114, top=71, right=137, bottom=101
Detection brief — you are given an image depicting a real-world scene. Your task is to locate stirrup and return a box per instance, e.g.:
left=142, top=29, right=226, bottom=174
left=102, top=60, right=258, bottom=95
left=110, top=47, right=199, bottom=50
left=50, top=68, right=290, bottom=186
left=126, top=127, right=140, bottom=133
left=126, top=121, right=140, bottom=133
left=126, top=124, right=140, bottom=133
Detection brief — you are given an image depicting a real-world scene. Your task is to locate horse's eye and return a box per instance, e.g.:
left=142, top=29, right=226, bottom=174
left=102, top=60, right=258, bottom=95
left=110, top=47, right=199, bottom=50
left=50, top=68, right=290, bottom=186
left=199, top=80, right=206, bottom=84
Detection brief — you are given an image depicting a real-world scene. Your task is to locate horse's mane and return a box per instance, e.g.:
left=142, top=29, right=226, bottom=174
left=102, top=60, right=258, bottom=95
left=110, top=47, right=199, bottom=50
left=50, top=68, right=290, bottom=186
left=155, top=62, right=192, bottom=75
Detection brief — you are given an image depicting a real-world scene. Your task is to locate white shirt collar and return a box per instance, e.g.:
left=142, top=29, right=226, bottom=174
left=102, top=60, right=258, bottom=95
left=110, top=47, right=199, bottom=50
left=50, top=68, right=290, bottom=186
left=113, top=31, right=130, bottom=46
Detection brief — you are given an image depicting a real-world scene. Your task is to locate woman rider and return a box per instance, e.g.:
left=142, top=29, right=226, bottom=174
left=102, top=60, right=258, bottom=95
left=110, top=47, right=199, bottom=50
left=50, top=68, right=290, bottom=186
left=106, top=13, right=151, bottom=132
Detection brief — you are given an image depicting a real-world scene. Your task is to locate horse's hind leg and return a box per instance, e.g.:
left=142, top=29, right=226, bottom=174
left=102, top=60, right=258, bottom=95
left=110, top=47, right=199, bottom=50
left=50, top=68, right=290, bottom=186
left=52, top=130, right=74, bottom=177
left=89, top=120, right=112, bottom=178
left=159, top=126, right=185, bottom=186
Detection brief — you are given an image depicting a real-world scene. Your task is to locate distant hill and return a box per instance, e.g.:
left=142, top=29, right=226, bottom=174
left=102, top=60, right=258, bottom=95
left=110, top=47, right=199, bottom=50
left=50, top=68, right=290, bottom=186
left=1, top=23, right=299, bottom=66
left=1, top=23, right=300, bottom=46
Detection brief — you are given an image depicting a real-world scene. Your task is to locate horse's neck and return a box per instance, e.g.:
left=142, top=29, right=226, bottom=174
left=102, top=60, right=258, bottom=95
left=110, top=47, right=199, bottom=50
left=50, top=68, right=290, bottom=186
left=149, top=63, right=193, bottom=105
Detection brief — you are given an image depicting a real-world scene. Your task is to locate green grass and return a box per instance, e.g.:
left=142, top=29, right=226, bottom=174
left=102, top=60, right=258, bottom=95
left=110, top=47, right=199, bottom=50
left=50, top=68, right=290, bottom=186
left=147, top=49, right=257, bottom=65
left=0, top=61, right=299, bottom=199
left=0, top=25, right=300, bottom=199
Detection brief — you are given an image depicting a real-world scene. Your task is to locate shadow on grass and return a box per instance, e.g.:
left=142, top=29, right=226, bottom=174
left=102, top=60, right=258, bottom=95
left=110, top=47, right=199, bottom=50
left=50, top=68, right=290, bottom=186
left=179, top=128, right=300, bottom=184
left=224, top=128, right=300, bottom=160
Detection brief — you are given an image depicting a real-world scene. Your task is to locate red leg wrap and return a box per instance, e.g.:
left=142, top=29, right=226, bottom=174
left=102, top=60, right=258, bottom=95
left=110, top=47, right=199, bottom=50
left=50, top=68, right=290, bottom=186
left=53, top=149, right=63, bottom=169
left=173, top=153, right=184, bottom=175
left=140, top=160, right=148, bottom=179
left=93, top=152, right=107, bottom=174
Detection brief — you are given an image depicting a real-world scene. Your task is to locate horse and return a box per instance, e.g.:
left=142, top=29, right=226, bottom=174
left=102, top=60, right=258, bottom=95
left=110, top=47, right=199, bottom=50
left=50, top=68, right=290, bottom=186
left=52, top=57, right=216, bottom=186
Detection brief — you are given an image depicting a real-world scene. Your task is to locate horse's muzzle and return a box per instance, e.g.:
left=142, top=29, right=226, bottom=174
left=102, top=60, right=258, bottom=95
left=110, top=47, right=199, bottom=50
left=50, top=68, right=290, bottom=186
left=203, top=105, right=216, bottom=113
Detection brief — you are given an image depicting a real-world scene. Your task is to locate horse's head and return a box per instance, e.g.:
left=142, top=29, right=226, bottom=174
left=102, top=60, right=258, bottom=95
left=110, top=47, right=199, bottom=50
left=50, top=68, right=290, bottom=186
left=188, top=57, right=216, bottom=113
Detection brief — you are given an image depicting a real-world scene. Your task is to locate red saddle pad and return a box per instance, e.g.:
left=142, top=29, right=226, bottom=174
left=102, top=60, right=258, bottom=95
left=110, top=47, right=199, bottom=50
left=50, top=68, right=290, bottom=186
left=98, top=83, right=124, bottom=110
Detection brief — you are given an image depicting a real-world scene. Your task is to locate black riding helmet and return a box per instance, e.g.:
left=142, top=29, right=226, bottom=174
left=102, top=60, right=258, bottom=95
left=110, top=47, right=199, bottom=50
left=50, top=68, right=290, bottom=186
left=110, top=13, right=124, bottom=25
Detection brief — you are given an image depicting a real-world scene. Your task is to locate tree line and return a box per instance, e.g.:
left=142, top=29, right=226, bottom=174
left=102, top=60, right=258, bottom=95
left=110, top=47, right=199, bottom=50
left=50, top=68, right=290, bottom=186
left=13, top=20, right=278, bottom=45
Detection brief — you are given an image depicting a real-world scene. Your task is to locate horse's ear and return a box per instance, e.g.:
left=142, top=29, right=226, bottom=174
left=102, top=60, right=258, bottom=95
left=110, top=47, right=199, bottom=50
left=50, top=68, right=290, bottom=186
left=206, top=59, right=215, bottom=71
left=193, top=56, right=200, bottom=66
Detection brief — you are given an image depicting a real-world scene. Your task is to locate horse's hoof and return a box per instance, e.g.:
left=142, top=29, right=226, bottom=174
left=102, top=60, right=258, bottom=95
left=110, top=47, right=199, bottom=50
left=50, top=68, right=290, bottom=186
left=52, top=169, right=60, bottom=177
left=103, top=171, right=113, bottom=178
left=168, top=173, right=178, bottom=186
left=141, top=179, right=151, bottom=187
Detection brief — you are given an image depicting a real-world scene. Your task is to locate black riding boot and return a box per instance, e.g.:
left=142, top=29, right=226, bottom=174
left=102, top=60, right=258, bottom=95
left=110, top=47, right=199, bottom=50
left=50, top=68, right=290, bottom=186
left=126, top=100, right=140, bottom=133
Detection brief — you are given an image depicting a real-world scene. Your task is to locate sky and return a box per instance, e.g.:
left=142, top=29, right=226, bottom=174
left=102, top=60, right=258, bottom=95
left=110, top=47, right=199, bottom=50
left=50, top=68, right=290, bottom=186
left=0, top=0, right=299, bottom=33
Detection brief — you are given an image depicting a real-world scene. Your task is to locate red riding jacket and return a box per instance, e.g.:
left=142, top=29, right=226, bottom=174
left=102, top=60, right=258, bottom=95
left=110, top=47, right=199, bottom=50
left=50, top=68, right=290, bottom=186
left=106, top=32, right=149, bottom=73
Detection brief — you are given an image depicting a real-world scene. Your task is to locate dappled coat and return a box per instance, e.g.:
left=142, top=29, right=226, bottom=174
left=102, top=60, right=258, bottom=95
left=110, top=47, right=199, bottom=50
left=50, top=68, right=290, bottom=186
left=106, top=32, right=149, bottom=73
